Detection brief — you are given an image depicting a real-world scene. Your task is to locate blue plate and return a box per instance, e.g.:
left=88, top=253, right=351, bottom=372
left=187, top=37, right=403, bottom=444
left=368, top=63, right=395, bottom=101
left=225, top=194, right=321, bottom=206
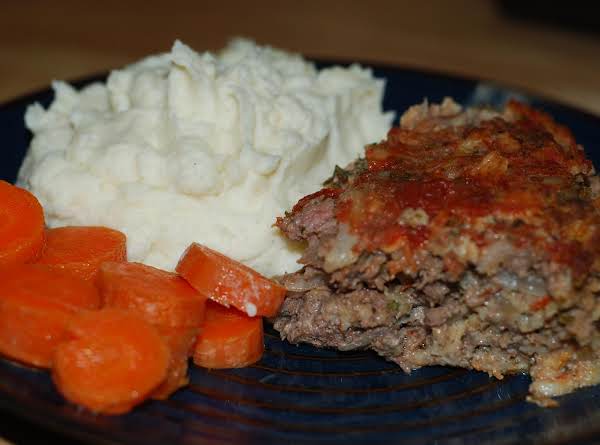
left=1, top=63, right=600, bottom=445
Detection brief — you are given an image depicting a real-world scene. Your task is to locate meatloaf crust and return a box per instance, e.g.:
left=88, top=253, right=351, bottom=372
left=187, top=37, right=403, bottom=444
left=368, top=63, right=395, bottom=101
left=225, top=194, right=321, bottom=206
left=273, top=98, right=600, bottom=405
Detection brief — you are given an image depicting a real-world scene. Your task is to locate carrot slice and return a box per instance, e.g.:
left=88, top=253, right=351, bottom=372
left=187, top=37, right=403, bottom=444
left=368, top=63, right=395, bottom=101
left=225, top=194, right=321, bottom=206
left=0, top=264, right=101, bottom=367
left=0, top=298, right=77, bottom=369
left=193, top=301, right=264, bottom=369
left=52, top=309, right=170, bottom=414
left=0, top=181, right=45, bottom=268
left=176, top=243, right=286, bottom=317
left=100, top=262, right=207, bottom=328
left=99, top=261, right=204, bottom=399
left=36, top=226, right=126, bottom=282
left=152, top=326, right=198, bottom=400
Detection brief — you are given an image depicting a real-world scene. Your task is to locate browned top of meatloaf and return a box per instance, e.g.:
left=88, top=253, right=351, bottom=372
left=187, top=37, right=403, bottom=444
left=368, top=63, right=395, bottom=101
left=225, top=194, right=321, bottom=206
left=278, top=100, right=600, bottom=285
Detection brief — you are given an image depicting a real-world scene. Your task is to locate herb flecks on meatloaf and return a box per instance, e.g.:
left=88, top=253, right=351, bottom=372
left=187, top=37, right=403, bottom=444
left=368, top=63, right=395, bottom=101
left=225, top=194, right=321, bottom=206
left=274, top=98, right=600, bottom=406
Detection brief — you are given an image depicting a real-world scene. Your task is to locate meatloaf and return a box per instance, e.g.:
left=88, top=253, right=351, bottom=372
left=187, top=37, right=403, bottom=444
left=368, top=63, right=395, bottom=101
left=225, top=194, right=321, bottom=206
left=273, top=98, right=600, bottom=405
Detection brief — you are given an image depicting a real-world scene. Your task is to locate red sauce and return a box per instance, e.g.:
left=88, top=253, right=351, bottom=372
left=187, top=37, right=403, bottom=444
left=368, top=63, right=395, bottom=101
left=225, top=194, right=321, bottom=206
left=337, top=177, right=496, bottom=251
left=530, top=295, right=552, bottom=312
left=326, top=102, right=599, bottom=268
left=291, top=188, right=341, bottom=213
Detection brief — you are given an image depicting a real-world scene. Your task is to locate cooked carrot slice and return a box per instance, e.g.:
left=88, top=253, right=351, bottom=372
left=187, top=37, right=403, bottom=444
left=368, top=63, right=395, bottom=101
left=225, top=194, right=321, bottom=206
left=193, top=301, right=264, bottom=369
left=152, top=326, right=198, bottom=400
left=100, top=262, right=207, bottom=328
left=99, top=261, right=204, bottom=399
left=0, top=181, right=45, bottom=268
left=53, top=309, right=170, bottom=415
left=0, top=264, right=100, bottom=368
left=36, top=226, right=126, bottom=282
left=0, top=298, right=77, bottom=369
left=176, top=243, right=286, bottom=317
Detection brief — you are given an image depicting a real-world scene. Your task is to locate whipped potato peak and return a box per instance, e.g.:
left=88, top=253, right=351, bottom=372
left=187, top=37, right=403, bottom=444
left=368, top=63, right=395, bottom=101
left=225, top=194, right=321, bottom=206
left=18, top=39, right=394, bottom=276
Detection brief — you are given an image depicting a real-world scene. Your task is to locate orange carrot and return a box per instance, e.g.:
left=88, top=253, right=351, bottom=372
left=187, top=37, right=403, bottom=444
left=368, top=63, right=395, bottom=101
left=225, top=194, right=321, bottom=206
left=36, top=226, right=126, bottom=282
left=99, top=261, right=205, bottom=398
left=52, top=309, right=170, bottom=415
left=0, top=264, right=100, bottom=367
left=193, top=301, right=264, bottom=369
left=176, top=243, right=286, bottom=317
left=151, top=326, right=198, bottom=400
left=0, top=181, right=45, bottom=268
left=0, top=298, right=76, bottom=369
left=100, top=262, right=207, bottom=328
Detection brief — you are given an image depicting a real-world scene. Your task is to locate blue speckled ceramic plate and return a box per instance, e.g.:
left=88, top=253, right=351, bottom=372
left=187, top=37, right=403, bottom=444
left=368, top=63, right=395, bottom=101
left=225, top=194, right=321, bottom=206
left=1, top=64, right=600, bottom=445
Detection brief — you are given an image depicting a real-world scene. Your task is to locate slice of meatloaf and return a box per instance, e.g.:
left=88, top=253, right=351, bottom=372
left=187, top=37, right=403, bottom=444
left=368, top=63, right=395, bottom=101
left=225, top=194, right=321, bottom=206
left=273, top=98, right=600, bottom=406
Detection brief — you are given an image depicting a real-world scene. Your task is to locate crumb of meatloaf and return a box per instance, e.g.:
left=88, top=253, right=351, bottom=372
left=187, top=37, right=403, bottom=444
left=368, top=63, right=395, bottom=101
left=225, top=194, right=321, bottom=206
left=273, top=98, right=600, bottom=405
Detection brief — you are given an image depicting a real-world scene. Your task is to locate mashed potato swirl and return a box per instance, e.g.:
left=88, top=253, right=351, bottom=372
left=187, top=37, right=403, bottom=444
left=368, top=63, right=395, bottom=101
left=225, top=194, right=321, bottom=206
left=18, top=39, right=393, bottom=276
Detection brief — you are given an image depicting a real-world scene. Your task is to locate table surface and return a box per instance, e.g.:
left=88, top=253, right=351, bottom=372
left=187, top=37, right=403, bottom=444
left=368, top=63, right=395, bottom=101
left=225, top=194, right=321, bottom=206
left=1, top=1, right=600, bottom=444
left=2, top=0, right=600, bottom=115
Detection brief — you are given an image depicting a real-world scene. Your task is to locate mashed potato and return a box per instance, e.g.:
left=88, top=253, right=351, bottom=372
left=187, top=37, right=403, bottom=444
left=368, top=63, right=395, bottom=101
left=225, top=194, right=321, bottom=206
left=18, top=39, right=393, bottom=276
